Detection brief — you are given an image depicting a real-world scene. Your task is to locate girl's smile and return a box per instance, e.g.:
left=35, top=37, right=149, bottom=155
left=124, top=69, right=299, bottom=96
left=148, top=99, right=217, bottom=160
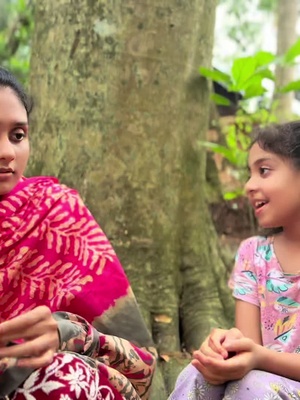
left=253, top=201, right=268, bottom=217
left=245, top=143, right=300, bottom=229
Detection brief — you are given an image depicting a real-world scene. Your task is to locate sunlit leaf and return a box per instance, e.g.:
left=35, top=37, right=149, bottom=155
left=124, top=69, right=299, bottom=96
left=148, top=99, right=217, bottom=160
left=283, top=38, right=300, bottom=64
left=210, top=93, right=231, bottom=106
left=279, top=79, right=300, bottom=93
left=226, top=127, right=237, bottom=149
left=199, top=142, right=237, bottom=164
left=223, top=189, right=244, bottom=200
left=253, top=68, right=274, bottom=81
left=244, top=83, right=267, bottom=99
left=254, top=51, right=275, bottom=67
left=231, top=57, right=257, bottom=90
left=199, top=67, right=231, bottom=85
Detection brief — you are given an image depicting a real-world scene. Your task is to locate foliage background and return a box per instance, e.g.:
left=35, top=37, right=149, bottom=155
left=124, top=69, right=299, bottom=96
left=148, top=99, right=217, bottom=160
left=0, top=0, right=33, bottom=83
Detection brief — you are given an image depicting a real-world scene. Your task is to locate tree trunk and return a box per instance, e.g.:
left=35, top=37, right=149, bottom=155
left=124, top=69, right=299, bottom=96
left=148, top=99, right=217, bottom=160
left=274, top=0, right=298, bottom=121
left=28, top=0, right=233, bottom=395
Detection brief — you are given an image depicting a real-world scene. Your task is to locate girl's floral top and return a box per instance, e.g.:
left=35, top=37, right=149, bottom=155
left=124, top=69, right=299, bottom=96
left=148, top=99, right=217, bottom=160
left=229, top=235, right=300, bottom=353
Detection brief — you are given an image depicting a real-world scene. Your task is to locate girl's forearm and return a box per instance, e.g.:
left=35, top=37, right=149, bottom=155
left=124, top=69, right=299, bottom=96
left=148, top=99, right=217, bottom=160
left=257, top=346, right=300, bottom=381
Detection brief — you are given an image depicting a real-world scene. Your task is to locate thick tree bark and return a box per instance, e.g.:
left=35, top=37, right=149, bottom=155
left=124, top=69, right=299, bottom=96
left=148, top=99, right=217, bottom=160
left=274, top=0, right=298, bottom=121
left=28, top=0, right=233, bottom=395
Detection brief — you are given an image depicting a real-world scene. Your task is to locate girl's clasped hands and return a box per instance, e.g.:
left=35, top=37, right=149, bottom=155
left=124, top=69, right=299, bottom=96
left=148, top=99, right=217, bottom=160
left=192, top=328, right=262, bottom=385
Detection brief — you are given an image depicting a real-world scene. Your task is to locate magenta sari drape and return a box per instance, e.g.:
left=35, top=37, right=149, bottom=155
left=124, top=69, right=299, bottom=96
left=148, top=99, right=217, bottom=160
left=0, top=176, right=155, bottom=399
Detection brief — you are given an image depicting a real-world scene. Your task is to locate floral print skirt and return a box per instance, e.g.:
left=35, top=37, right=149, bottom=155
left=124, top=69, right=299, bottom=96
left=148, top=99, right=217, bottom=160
left=168, top=363, right=300, bottom=400
left=10, top=352, right=140, bottom=400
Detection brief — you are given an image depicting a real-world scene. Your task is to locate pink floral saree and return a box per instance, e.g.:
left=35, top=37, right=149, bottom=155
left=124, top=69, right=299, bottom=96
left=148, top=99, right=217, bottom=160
left=0, top=176, right=156, bottom=399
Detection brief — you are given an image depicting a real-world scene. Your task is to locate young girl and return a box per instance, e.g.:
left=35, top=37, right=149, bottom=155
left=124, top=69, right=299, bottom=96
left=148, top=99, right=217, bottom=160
left=0, top=67, right=156, bottom=399
left=169, top=121, right=300, bottom=399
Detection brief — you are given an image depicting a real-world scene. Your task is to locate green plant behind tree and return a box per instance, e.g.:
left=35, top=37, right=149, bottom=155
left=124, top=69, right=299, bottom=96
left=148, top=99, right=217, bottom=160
left=0, top=0, right=34, bottom=84
left=200, top=40, right=300, bottom=200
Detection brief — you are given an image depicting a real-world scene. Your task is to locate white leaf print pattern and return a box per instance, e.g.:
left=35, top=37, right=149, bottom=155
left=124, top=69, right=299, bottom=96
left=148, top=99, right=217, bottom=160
left=23, top=393, right=36, bottom=400
left=41, top=381, right=64, bottom=394
left=14, top=353, right=115, bottom=399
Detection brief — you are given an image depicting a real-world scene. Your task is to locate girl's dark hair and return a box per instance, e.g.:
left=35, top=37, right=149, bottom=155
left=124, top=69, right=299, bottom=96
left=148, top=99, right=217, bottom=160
left=0, top=67, right=33, bottom=117
left=251, top=121, right=300, bottom=236
left=252, top=121, right=300, bottom=170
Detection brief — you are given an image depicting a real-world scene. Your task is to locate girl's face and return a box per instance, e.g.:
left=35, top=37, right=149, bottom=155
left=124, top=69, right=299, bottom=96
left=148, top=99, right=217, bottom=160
left=0, top=87, right=29, bottom=196
left=245, top=142, right=300, bottom=229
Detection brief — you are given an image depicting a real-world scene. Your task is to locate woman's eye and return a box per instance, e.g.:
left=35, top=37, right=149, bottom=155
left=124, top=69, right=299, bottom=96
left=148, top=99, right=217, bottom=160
left=10, top=131, right=26, bottom=142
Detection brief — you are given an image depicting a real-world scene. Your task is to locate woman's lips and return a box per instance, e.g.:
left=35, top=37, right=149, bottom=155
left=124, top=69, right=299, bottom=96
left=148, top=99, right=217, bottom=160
left=0, top=169, right=14, bottom=181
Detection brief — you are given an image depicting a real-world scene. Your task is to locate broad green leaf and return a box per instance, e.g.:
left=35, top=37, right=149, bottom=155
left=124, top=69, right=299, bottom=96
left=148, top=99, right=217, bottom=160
left=231, top=57, right=257, bottom=90
left=237, top=129, right=251, bottom=148
left=254, top=51, right=275, bottom=67
left=279, top=79, right=300, bottom=93
left=242, top=74, right=264, bottom=91
left=235, top=151, right=248, bottom=168
left=226, top=127, right=237, bottom=149
left=259, top=0, right=276, bottom=12
left=199, top=142, right=237, bottom=164
left=230, top=54, right=274, bottom=93
left=199, top=67, right=231, bottom=85
left=210, top=93, right=231, bottom=106
left=244, top=83, right=267, bottom=99
left=252, top=68, right=274, bottom=81
left=283, top=38, right=300, bottom=64
left=223, top=190, right=244, bottom=200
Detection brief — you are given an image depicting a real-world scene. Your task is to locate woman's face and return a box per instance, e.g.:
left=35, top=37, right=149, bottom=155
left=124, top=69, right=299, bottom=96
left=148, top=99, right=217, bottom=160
left=0, top=87, right=29, bottom=196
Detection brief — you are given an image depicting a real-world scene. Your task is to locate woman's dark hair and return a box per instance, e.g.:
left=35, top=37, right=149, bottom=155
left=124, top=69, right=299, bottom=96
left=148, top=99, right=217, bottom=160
left=252, top=121, right=300, bottom=170
left=0, top=67, right=33, bottom=117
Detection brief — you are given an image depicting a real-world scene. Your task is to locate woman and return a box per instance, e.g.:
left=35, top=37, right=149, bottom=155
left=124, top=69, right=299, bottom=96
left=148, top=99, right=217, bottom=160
left=0, top=67, right=156, bottom=399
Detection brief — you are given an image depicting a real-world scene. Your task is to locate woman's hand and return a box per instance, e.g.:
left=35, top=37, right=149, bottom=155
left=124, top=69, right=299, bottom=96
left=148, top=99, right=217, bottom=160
left=0, top=306, right=59, bottom=369
left=192, top=336, right=261, bottom=385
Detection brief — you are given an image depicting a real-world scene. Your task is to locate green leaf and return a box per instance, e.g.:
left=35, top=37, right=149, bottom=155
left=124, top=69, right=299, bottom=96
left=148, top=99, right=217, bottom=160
left=279, top=79, right=300, bottom=93
left=258, top=0, right=276, bottom=12
left=253, top=68, right=274, bottom=81
left=235, top=151, right=248, bottom=168
left=244, top=83, right=267, bottom=99
left=199, top=67, right=231, bottom=85
left=210, top=93, right=231, bottom=106
left=230, top=52, right=274, bottom=93
left=231, top=57, right=257, bottom=90
left=242, top=74, right=264, bottom=90
left=226, top=127, right=237, bottom=149
left=223, top=190, right=244, bottom=200
left=283, top=38, right=300, bottom=64
left=199, top=142, right=237, bottom=164
left=254, top=51, right=275, bottom=67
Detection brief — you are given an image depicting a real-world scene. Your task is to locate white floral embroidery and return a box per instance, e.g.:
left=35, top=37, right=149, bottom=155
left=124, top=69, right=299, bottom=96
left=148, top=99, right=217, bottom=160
left=13, top=353, right=115, bottom=400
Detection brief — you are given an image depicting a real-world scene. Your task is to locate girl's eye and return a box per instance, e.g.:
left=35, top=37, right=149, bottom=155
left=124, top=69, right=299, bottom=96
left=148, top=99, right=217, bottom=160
left=259, top=167, right=270, bottom=176
left=10, top=131, right=26, bottom=142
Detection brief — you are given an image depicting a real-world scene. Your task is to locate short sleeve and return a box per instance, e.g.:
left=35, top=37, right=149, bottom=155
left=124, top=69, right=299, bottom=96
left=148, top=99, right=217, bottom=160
left=228, top=237, right=260, bottom=307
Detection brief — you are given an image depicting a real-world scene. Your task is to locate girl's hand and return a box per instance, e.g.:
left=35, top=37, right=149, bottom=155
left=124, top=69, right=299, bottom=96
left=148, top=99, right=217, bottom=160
left=192, top=337, right=261, bottom=384
left=198, top=327, right=244, bottom=360
left=0, top=306, right=59, bottom=369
